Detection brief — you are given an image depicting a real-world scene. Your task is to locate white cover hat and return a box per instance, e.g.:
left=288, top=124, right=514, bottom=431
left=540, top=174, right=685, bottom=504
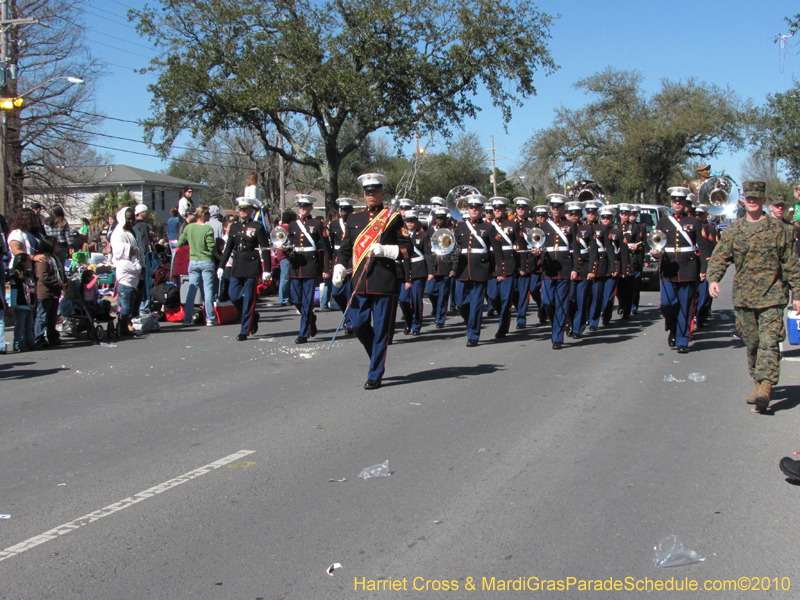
left=357, top=173, right=388, bottom=188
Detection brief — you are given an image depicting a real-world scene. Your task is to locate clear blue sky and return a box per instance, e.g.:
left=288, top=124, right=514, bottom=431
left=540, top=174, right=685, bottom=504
left=82, top=0, right=800, bottom=187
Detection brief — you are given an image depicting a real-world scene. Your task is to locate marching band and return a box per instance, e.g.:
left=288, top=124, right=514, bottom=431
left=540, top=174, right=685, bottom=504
left=245, top=173, right=734, bottom=388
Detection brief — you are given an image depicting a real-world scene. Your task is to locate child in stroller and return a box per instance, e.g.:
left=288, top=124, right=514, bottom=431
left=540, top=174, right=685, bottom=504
left=63, top=270, right=116, bottom=342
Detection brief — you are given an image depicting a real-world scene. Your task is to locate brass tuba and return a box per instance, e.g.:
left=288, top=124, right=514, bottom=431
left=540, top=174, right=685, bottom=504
left=446, top=185, right=481, bottom=218
left=270, top=226, right=289, bottom=248
left=524, top=227, right=547, bottom=249
left=648, top=229, right=667, bottom=252
left=699, top=175, right=739, bottom=217
left=568, top=179, right=607, bottom=204
left=430, top=228, right=460, bottom=262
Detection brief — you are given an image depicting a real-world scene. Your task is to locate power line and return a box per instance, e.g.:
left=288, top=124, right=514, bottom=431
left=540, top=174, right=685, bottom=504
left=83, top=7, right=138, bottom=30
left=86, top=37, right=154, bottom=59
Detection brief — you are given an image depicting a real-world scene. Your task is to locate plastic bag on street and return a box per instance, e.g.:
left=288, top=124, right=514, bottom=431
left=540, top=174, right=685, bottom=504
left=663, top=375, right=675, bottom=382
left=131, top=315, right=160, bottom=332
left=688, top=373, right=707, bottom=383
left=359, top=460, right=390, bottom=480
left=654, top=535, right=705, bottom=568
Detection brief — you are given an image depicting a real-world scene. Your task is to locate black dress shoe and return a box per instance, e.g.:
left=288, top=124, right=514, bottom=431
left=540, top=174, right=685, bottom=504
left=588, top=326, right=598, bottom=332
left=411, top=330, right=420, bottom=336
left=295, top=336, right=308, bottom=344
left=236, top=334, right=248, bottom=341
left=403, top=326, right=411, bottom=335
left=668, top=333, right=676, bottom=347
left=677, top=345, right=689, bottom=354
left=494, top=331, right=506, bottom=339
left=572, top=332, right=582, bottom=339
left=552, top=341, right=563, bottom=350
left=780, top=457, right=800, bottom=480
left=310, top=315, right=317, bottom=338
left=466, top=338, right=479, bottom=347
left=487, top=309, right=496, bottom=317
left=516, top=322, right=526, bottom=330
left=344, top=327, right=355, bottom=335
left=364, top=380, right=381, bottom=390
left=435, top=323, right=445, bottom=329
left=250, top=311, right=260, bottom=334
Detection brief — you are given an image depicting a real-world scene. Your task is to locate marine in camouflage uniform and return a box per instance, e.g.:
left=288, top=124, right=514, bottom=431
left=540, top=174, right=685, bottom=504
left=707, top=180, right=800, bottom=413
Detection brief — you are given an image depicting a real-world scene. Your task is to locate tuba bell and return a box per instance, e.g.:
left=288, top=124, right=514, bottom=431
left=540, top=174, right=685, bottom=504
left=699, top=175, right=739, bottom=217
left=648, top=229, right=667, bottom=252
left=524, top=227, right=547, bottom=249
left=446, top=185, right=481, bottom=218
left=430, top=228, right=460, bottom=262
left=270, top=226, right=289, bottom=248
left=568, top=179, right=607, bottom=204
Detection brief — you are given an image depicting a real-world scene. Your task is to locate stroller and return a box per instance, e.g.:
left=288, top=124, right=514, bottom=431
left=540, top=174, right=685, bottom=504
left=62, top=276, right=117, bottom=342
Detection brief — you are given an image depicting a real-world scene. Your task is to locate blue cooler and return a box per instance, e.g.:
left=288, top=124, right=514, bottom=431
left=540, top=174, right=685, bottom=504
left=788, top=311, right=800, bottom=345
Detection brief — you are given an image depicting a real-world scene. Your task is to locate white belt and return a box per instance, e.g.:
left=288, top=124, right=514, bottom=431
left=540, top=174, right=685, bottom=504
left=293, top=247, right=317, bottom=253
left=411, top=256, right=425, bottom=263
left=664, top=247, right=696, bottom=253
left=501, top=245, right=513, bottom=251
left=461, top=249, right=488, bottom=254
left=579, top=249, right=589, bottom=255
left=545, top=246, right=568, bottom=252
left=515, top=249, right=529, bottom=253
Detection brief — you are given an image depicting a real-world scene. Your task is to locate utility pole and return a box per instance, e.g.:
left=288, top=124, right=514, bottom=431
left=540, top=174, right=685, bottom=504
left=486, top=135, right=505, bottom=197
left=0, top=0, right=37, bottom=216
left=277, top=130, right=285, bottom=214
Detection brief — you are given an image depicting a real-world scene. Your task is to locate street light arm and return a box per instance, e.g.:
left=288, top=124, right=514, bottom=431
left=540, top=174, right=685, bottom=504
left=17, top=75, right=83, bottom=99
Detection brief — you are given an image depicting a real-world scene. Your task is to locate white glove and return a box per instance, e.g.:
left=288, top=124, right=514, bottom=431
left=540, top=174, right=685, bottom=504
left=262, top=271, right=271, bottom=282
left=332, top=264, right=347, bottom=287
left=370, top=244, right=400, bottom=260
left=217, top=268, right=223, bottom=279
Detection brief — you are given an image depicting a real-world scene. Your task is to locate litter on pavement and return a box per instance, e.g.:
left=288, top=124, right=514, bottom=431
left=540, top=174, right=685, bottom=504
left=327, top=563, right=342, bottom=576
left=688, top=373, right=707, bottom=383
left=654, top=535, right=705, bottom=568
left=359, top=460, right=391, bottom=479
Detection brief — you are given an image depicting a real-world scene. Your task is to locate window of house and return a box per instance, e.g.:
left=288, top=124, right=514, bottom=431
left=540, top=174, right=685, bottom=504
left=160, top=189, right=165, bottom=211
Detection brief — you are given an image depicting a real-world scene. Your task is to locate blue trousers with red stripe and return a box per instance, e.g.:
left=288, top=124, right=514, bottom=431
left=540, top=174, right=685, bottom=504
left=455, top=280, right=486, bottom=342
left=542, top=278, right=571, bottom=343
left=426, top=275, right=451, bottom=326
left=349, top=293, right=395, bottom=382
left=660, top=279, right=697, bottom=347
left=516, top=274, right=532, bottom=325
left=571, top=278, right=592, bottom=335
left=496, top=276, right=515, bottom=335
left=229, top=276, right=257, bottom=336
left=290, top=277, right=316, bottom=337
left=399, top=278, right=425, bottom=333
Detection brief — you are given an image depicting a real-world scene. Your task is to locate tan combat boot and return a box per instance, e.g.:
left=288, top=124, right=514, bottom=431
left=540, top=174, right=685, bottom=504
left=746, top=381, right=759, bottom=405
left=753, top=381, right=772, bottom=413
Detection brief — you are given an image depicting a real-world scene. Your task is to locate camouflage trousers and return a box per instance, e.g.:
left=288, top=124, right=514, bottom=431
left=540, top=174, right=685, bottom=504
left=735, top=306, right=786, bottom=384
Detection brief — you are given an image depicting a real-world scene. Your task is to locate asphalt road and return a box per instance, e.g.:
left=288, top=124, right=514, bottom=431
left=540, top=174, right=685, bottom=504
left=2, top=275, right=800, bottom=599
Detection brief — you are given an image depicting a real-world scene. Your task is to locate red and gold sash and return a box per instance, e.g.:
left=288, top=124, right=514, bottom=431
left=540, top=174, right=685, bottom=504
left=353, top=207, right=398, bottom=273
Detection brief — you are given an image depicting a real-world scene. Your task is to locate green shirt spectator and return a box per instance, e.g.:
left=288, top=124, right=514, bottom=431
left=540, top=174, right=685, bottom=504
left=178, top=217, right=215, bottom=261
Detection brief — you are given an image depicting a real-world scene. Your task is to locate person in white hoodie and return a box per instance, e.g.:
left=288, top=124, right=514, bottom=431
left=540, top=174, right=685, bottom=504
left=110, top=207, right=142, bottom=335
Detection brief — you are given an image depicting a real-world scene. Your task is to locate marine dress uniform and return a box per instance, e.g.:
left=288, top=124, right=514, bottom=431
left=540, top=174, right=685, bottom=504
left=424, top=207, right=453, bottom=328
left=569, top=202, right=598, bottom=338
left=654, top=187, right=709, bottom=353
left=329, top=197, right=356, bottom=333
left=334, top=173, right=411, bottom=389
left=452, top=194, right=505, bottom=346
left=219, top=197, right=272, bottom=341
left=513, top=197, right=535, bottom=329
left=286, top=195, right=331, bottom=343
left=540, top=195, right=579, bottom=349
left=398, top=210, right=428, bottom=335
left=489, top=197, right=519, bottom=338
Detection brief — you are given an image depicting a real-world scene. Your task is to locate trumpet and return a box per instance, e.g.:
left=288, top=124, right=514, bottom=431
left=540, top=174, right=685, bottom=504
left=524, top=227, right=546, bottom=249
left=270, top=226, right=289, bottom=248
left=648, top=229, right=667, bottom=252
left=430, top=228, right=460, bottom=262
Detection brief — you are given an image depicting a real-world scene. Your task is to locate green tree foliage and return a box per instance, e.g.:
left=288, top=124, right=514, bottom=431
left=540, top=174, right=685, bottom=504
left=751, top=80, right=800, bottom=181
left=88, top=188, right=136, bottom=227
left=130, top=0, right=557, bottom=211
left=523, top=68, right=747, bottom=205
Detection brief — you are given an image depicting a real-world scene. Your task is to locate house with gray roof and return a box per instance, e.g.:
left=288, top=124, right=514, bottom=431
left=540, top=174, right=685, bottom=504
left=24, top=164, right=204, bottom=224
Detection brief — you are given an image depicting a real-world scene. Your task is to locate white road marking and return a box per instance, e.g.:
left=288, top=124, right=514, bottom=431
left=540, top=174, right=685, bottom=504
left=780, top=342, right=800, bottom=362
left=0, top=449, right=256, bottom=563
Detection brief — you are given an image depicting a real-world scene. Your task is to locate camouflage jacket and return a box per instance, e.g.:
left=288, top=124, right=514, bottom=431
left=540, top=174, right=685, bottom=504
left=707, top=215, right=800, bottom=308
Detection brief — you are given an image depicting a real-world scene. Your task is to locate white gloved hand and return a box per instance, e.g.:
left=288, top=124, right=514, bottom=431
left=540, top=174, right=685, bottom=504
left=332, top=264, right=347, bottom=287
left=262, top=271, right=271, bottom=282
left=370, top=244, right=400, bottom=260
left=217, top=268, right=223, bottom=279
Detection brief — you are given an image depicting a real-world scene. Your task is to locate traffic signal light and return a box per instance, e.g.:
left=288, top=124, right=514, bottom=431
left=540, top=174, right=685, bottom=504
left=0, top=97, right=22, bottom=110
